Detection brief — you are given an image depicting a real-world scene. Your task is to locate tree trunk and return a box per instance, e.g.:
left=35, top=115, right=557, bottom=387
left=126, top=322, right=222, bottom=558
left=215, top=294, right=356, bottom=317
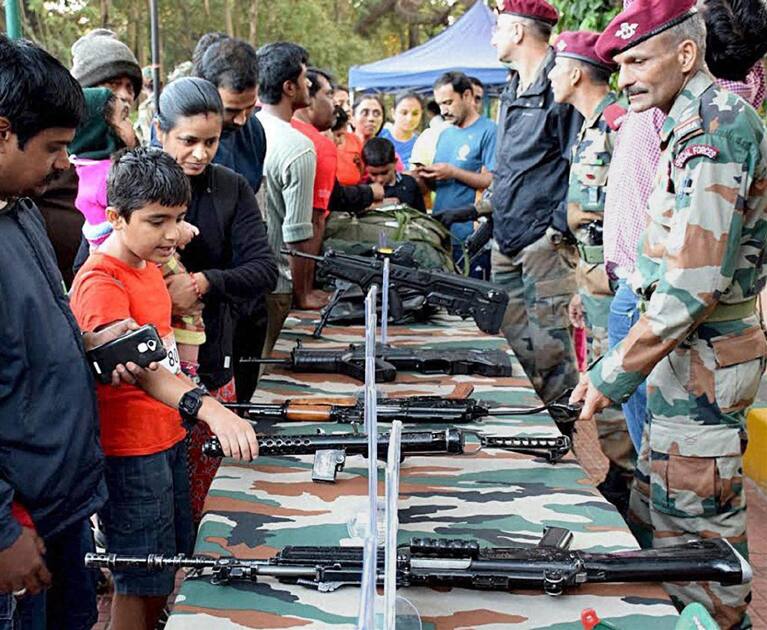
left=408, top=22, right=418, bottom=48
left=224, top=0, right=234, bottom=36
left=100, top=0, right=110, bottom=28
left=248, top=0, right=259, bottom=45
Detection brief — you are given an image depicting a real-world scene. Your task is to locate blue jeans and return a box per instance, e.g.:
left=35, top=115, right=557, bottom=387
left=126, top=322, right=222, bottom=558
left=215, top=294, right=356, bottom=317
left=607, top=279, right=647, bottom=451
left=0, top=518, right=98, bottom=630
left=101, top=439, right=194, bottom=597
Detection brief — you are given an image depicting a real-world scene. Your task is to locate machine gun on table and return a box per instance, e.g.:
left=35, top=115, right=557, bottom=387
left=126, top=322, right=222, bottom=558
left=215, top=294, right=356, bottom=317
left=201, top=428, right=572, bottom=481
left=281, top=248, right=509, bottom=337
left=243, top=340, right=514, bottom=383
left=86, top=527, right=751, bottom=595
left=224, top=389, right=581, bottom=425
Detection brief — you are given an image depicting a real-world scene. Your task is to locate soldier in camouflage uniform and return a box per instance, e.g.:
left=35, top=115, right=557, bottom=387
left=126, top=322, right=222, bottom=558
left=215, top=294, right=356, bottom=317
left=548, top=31, right=636, bottom=513
left=574, top=1, right=767, bottom=627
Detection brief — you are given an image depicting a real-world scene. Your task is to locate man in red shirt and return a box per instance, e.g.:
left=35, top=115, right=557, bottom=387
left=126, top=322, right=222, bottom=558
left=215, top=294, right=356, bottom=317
left=292, top=68, right=339, bottom=255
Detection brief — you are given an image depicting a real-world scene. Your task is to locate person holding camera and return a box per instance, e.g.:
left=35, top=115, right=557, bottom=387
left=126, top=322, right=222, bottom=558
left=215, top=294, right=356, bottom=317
left=547, top=31, right=635, bottom=514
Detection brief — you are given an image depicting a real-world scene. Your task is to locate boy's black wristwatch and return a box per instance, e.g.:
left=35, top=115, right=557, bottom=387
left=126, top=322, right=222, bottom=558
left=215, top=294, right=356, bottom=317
left=179, top=387, right=209, bottom=421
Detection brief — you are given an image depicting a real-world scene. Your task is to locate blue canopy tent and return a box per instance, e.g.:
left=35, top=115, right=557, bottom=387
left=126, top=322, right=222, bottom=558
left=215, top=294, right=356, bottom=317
left=348, top=1, right=508, bottom=92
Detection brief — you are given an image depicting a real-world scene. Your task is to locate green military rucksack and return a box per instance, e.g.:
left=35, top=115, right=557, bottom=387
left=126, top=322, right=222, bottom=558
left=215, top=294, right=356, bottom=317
left=323, top=203, right=455, bottom=272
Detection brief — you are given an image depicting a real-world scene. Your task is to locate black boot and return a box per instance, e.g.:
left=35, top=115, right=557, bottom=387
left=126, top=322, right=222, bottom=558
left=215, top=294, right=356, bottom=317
left=597, top=464, right=632, bottom=518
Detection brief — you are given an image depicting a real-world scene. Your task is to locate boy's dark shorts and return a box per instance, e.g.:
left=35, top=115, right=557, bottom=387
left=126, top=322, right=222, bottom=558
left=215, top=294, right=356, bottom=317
left=100, top=439, right=194, bottom=597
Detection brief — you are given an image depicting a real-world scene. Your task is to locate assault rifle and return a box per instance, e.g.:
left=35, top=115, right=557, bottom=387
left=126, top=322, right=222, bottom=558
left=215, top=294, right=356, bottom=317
left=86, top=528, right=751, bottom=595
left=282, top=248, right=509, bottom=335
left=201, top=428, right=572, bottom=481
left=244, top=340, right=514, bottom=382
left=224, top=390, right=581, bottom=425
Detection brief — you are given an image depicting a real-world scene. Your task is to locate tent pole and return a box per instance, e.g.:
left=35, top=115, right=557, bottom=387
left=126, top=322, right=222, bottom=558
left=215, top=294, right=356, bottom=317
left=5, top=0, right=22, bottom=39
left=149, top=0, right=161, bottom=113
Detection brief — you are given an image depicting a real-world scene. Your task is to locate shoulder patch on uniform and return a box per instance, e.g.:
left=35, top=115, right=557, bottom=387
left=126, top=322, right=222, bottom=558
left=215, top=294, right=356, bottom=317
left=674, top=144, right=719, bottom=168
left=603, top=103, right=627, bottom=131
left=673, top=115, right=703, bottom=141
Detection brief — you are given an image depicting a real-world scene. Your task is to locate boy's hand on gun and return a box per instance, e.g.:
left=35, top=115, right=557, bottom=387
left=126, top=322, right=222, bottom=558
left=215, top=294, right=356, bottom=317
left=202, top=406, right=259, bottom=461
left=176, top=221, right=199, bottom=250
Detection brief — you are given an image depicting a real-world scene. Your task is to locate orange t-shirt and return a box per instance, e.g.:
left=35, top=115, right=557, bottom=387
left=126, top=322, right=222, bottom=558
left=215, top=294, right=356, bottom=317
left=335, top=131, right=364, bottom=186
left=70, top=253, right=186, bottom=457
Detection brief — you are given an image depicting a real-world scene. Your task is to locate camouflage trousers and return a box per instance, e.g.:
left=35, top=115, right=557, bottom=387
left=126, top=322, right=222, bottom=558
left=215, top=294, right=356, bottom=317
left=491, top=231, right=579, bottom=404
left=627, top=322, right=765, bottom=629
left=577, top=260, right=635, bottom=475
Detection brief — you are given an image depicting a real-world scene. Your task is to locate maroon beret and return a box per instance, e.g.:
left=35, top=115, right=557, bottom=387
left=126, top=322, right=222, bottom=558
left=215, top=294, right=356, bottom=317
left=553, top=31, right=618, bottom=72
left=497, top=0, right=559, bottom=26
left=595, top=0, right=697, bottom=62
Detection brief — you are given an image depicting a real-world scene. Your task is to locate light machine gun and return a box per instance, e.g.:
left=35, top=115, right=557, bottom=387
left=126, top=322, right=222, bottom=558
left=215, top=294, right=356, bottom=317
left=86, top=528, right=751, bottom=596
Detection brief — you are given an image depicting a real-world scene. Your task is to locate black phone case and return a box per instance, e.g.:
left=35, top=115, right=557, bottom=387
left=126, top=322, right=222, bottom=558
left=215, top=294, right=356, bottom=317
left=87, top=324, right=167, bottom=384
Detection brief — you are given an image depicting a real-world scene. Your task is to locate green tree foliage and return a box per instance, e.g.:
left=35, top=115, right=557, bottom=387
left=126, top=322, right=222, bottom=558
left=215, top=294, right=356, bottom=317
left=551, top=0, right=621, bottom=32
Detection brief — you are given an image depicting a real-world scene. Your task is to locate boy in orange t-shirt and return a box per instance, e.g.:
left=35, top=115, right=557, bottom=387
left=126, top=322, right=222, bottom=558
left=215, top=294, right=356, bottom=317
left=70, top=147, right=258, bottom=630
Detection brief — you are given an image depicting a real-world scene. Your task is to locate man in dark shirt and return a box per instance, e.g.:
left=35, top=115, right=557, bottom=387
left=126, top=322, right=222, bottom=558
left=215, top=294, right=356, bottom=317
left=489, top=0, right=583, bottom=410
left=195, top=36, right=267, bottom=194
left=0, top=35, right=143, bottom=630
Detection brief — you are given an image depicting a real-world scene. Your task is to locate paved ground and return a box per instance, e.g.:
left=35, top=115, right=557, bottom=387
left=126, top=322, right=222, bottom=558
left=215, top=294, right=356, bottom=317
left=92, top=415, right=767, bottom=628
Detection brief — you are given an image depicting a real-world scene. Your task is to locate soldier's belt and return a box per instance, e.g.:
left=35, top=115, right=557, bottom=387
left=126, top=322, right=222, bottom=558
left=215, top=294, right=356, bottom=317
left=639, top=297, right=757, bottom=322
left=706, top=298, right=758, bottom=323
left=576, top=243, right=604, bottom=265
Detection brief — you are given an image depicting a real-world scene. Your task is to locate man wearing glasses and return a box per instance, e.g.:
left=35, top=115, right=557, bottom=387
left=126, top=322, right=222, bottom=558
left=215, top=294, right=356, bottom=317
left=489, top=0, right=583, bottom=412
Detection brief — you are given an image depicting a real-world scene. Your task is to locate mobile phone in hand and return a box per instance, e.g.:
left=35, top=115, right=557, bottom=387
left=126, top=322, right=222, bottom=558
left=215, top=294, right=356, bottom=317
left=86, top=324, right=167, bottom=384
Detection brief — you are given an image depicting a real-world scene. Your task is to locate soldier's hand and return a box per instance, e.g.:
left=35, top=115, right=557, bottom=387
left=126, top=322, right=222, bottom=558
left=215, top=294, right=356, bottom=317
left=568, top=294, right=585, bottom=329
left=567, top=209, right=603, bottom=234
left=570, top=374, right=612, bottom=421
left=0, top=528, right=52, bottom=596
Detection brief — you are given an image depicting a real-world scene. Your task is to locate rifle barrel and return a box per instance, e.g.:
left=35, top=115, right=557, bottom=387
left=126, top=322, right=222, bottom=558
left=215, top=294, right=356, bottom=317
left=281, top=248, right=322, bottom=261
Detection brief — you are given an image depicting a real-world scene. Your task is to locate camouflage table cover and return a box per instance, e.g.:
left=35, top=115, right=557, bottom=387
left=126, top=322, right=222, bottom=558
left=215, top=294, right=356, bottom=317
left=167, top=313, right=678, bottom=629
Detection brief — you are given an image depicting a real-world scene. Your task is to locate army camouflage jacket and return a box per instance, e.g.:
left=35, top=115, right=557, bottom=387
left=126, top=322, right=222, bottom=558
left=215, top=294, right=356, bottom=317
left=568, top=93, right=625, bottom=265
left=568, top=92, right=624, bottom=222
left=589, top=71, right=767, bottom=404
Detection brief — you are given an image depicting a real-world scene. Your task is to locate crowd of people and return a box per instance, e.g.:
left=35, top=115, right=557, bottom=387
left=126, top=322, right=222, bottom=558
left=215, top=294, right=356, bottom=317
left=1, top=0, right=767, bottom=628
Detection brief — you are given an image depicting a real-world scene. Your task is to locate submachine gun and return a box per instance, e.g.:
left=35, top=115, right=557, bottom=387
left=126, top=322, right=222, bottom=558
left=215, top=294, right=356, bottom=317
left=201, top=428, right=572, bottom=482
left=244, top=340, right=514, bottom=382
left=86, top=527, right=752, bottom=595
left=282, top=248, right=509, bottom=337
